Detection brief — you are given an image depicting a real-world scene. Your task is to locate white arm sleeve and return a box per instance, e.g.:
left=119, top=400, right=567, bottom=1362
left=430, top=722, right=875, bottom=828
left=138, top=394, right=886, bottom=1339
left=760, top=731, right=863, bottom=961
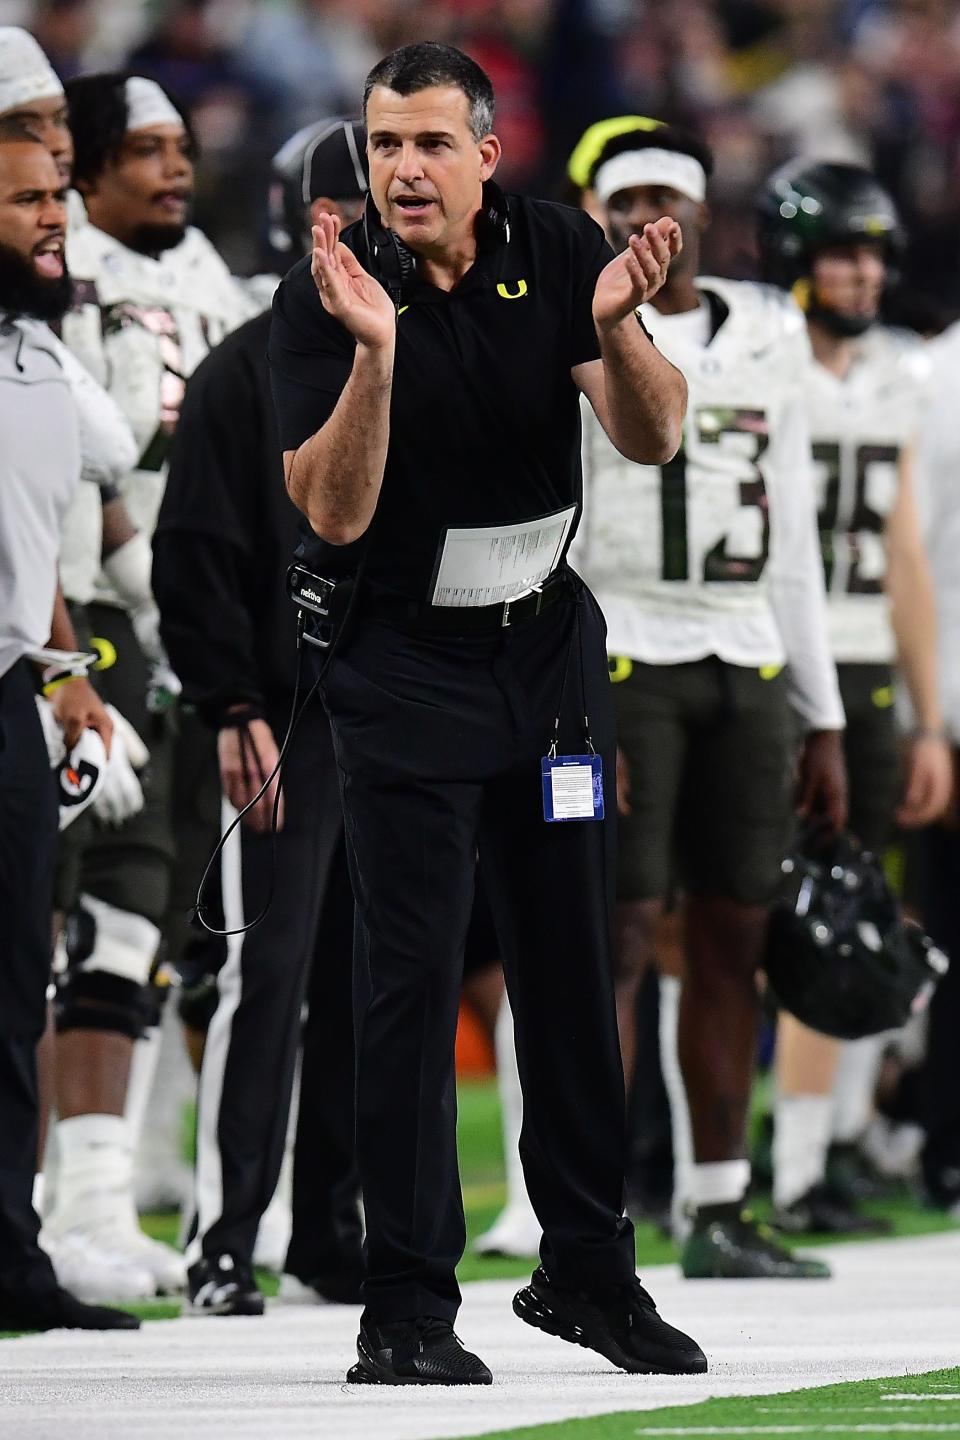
left=767, top=390, right=846, bottom=732
left=47, top=331, right=139, bottom=485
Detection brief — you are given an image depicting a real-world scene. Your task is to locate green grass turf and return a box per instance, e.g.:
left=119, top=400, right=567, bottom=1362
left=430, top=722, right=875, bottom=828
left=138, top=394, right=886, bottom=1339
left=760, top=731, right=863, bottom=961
left=444, top=1365, right=960, bottom=1439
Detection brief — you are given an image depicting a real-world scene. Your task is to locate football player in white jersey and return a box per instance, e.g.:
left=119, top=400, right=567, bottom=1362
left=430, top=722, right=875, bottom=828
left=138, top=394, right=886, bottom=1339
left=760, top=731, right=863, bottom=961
left=756, top=161, right=953, bottom=1235
left=569, top=123, right=853, bottom=1279
left=42, top=71, right=257, bottom=1292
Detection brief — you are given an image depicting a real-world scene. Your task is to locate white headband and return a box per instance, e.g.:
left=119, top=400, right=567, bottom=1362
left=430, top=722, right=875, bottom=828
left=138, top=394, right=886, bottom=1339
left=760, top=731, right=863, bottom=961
left=124, top=76, right=183, bottom=134
left=0, top=27, right=63, bottom=116
left=594, top=148, right=706, bottom=205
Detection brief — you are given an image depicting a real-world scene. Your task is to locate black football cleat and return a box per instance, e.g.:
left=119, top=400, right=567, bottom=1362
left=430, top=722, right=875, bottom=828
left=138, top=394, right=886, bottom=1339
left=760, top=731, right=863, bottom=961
left=680, top=1203, right=830, bottom=1279
left=827, top=1141, right=900, bottom=1202
left=513, top=1266, right=707, bottom=1375
left=346, top=1316, right=492, bottom=1385
left=187, top=1253, right=265, bottom=1317
left=0, top=1286, right=140, bottom=1332
left=773, top=1182, right=892, bottom=1237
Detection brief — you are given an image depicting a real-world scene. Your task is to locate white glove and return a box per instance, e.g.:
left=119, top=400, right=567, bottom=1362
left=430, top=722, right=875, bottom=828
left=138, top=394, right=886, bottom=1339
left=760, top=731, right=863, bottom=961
left=108, top=705, right=149, bottom=769
left=92, top=704, right=149, bottom=826
left=35, top=697, right=109, bottom=830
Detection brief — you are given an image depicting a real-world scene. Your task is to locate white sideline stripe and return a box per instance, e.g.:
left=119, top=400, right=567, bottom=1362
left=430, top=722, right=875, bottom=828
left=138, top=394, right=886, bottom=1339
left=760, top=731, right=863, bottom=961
left=185, top=797, right=246, bottom=1265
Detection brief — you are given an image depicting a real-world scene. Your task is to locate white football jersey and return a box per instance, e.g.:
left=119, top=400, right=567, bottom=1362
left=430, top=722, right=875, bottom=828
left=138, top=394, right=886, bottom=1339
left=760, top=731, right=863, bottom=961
left=804, top=326, right=930, bottom=663
left=571, top=277, right=844, bottom=731
left=18, top=323, right=139, bottom=607
left=62, top=219, right=260, bottom=608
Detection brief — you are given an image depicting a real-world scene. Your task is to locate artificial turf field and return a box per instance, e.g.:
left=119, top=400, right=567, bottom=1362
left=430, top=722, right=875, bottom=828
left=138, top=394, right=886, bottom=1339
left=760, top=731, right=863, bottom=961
left=3, top=1080, right=959, bottom=1440
left=466, top=1367, right=960, bottom=1439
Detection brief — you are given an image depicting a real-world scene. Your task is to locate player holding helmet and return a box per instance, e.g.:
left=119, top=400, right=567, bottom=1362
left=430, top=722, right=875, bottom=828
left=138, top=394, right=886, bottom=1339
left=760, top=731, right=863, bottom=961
left=757, top=161, right=952, bottom=1234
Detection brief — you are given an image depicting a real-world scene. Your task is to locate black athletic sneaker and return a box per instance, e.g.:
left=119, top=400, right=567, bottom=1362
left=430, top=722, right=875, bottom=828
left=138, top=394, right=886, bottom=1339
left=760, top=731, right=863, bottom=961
left=513, top=1266, right=707, bottom=1375
left=774, top=1182, right=892, bottom=1237
left=0, top=1286, right=140, bottom=1332
left=346, top=1316, right=493, bottom=1385
left=187, top=1254, right=264, bottom=1317
left=680, top=1203, right=830, bottom=1279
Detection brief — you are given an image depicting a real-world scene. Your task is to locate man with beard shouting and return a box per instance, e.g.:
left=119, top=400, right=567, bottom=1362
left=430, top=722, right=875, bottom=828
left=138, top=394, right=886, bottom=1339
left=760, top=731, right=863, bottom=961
left=42, top=72, right=255, bottom=1292
left=0, top=137, right=135, bottom=1332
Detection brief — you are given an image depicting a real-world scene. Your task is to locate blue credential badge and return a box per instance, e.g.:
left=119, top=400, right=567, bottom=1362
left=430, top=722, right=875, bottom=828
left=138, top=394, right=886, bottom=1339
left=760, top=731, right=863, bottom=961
left=541, top=754, right=604, bottom=823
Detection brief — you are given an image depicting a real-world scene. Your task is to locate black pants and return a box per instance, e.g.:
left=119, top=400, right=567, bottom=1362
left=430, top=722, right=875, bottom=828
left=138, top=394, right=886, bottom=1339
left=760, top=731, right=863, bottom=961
left=0, top=661, right=58, bottom=1303
left=323, top=588, right=635, bottom=1323
left=189, top=701, right=359, bottom=1273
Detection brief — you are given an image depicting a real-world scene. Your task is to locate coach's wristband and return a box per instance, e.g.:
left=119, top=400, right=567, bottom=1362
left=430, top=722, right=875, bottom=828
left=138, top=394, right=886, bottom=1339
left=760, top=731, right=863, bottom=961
left=217, top=702, right=265, bottom=730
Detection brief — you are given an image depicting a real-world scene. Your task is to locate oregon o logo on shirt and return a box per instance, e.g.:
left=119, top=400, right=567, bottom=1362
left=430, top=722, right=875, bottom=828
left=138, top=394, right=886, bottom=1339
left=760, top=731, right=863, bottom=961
left=497, top=280, right=528, bottom=300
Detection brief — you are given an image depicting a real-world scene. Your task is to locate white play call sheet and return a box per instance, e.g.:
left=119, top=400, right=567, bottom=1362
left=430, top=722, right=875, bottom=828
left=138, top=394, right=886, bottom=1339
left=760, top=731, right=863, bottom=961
left=430, top=504, right=577, bottom=608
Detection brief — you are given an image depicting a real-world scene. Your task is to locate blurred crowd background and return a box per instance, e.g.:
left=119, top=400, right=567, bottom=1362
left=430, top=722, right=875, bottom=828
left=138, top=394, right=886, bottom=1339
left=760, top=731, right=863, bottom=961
left=6, top=0, right=960, bottom=322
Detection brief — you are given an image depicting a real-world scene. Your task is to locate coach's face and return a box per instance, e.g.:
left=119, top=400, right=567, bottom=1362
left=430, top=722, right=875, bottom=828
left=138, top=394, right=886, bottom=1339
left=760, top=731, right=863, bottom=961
left=366, top=84, right=500, bottom=255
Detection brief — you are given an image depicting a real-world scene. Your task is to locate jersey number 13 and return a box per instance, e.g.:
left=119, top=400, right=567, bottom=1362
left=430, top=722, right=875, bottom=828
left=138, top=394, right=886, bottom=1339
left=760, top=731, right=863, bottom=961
left=660, top=406, right=771, bottom=584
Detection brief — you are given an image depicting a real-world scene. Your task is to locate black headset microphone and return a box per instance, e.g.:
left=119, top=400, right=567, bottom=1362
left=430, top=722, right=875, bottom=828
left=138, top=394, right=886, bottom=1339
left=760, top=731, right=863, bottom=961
left=360, top=181, right=511, bottom=307
left=362, top=192, right=416, bottom=307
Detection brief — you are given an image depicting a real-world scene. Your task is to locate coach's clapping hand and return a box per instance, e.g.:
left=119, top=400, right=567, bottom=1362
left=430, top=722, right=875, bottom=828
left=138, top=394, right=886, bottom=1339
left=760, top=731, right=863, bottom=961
left=311, top=212, right=396, bottom=349
left=593, top=218, right=682, bottom=329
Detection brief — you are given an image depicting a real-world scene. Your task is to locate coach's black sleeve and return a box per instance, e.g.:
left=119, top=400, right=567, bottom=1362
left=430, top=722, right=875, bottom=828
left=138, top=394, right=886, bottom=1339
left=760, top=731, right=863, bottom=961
left=153, top=337, right=266, bottom=724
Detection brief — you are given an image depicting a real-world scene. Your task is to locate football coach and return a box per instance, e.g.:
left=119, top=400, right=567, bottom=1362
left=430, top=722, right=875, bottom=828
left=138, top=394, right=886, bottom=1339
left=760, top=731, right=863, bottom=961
left=269, top=41, right=706, bottom=1386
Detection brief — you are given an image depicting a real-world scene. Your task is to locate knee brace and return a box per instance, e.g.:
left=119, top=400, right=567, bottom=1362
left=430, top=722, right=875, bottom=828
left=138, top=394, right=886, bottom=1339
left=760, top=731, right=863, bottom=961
left=54, top=894, right=161, bottom=1040
left=174, top=931, right=227, bottom=1035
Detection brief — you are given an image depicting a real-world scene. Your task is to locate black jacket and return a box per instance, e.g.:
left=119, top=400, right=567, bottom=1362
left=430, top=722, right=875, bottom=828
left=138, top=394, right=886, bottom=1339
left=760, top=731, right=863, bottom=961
left=153, top=309, right=301, bottom=725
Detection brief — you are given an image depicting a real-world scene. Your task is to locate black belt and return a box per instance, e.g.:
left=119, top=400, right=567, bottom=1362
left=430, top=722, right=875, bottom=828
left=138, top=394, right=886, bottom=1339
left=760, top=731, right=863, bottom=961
left=360, top=569, right=571, bottom=633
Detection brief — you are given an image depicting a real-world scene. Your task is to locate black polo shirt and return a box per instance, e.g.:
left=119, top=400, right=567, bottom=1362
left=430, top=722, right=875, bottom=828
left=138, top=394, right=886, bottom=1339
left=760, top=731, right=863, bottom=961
left=268, top=193, right=615, bottom=601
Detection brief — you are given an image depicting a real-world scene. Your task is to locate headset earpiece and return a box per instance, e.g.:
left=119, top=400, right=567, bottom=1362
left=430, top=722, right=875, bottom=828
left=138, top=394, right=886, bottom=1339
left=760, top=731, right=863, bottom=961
left=359, top=184, right=510, bottom=306
left=479, top=181, right=511, bottom=248
left=362, top=194, right=416, bottom=307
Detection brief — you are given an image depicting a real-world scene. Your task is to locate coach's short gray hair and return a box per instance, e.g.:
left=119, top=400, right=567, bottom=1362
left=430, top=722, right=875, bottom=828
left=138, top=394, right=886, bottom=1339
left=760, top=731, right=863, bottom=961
left=363, top=42, right=495, bottom=141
